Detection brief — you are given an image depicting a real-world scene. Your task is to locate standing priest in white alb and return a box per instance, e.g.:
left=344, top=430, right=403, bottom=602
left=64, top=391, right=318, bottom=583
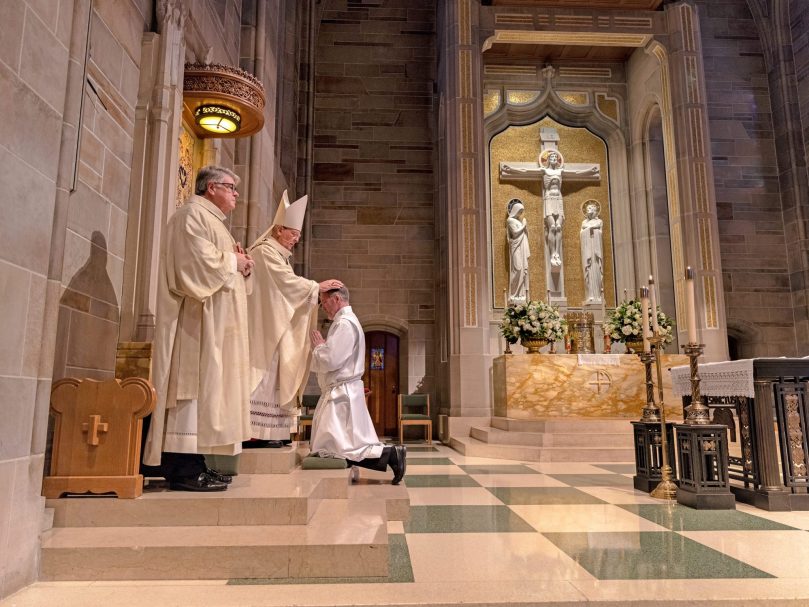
left=246, top=191, right=343, bottom=447
left=143, top=165, right=255, bottom=491
left=309, top=286, right=406, bottom=485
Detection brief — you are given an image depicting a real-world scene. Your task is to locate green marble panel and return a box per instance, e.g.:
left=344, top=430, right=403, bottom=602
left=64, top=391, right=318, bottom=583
left=549, top=473, right=634, bottom=487
left=593, top=464, right=637, bottom=474
left=404, top=475, right=480, bottom=488
left=407, top=457, right=455, bottom=465
left=404, top=505, right=535, bottom=533
left=620, top=504, right=798, bottom=531
left=542, top=531, right=773, bottom=579
left=459, top=465, right=539, bottom=475
left=488, top=486, right=607, bottom=505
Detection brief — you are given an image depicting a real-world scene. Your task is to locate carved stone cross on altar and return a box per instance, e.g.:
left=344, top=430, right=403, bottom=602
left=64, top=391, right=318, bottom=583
left=499, top=127, right=601, bottom=306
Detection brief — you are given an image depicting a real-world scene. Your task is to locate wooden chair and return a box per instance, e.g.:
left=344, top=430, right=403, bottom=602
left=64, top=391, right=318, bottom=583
left=297, top=394, right=320, bottom=441
left=398, top=393, right=432, bottom=444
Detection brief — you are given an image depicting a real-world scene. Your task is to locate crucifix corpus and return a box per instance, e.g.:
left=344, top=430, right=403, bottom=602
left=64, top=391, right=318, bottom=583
left=499, top=127, right=601, bottom=307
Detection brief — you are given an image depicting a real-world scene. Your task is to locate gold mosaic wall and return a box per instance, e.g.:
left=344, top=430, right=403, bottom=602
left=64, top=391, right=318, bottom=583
left=490, top=117, right=614, bottom=308
left=177, top=124, right=196, bottom=207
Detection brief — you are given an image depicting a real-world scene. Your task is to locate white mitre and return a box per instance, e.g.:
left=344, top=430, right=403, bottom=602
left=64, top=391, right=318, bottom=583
left=251, top=190, right=309, bottom=247
left=273, top=190, right=308, bottom=231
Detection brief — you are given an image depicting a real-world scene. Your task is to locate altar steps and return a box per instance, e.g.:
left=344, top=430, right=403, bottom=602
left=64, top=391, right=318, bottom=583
left=454, top=417, right=634, bottom=462
left=41, top=469, right=409, bottom=581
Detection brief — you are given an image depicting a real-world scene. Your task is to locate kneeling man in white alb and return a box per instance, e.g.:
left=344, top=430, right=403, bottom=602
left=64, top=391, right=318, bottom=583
left=309, top=286, right=406, bottom=484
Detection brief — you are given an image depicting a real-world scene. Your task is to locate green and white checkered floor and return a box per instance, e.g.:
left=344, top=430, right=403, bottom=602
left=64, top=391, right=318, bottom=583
left=7, top=444, right=809, bottom=606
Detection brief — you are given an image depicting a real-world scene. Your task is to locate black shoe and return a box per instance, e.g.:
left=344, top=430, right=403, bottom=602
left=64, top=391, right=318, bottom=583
left=205, top=468, right=233, bottom=484
left=169, top=472, right=228, bottom=492
left=266, top=440, right=285, bottom=448
left=391, top=445, right=407, bottom=485
left=281, top=439, right=293, bottom=446
left=242, top=439, right=272, bottom=449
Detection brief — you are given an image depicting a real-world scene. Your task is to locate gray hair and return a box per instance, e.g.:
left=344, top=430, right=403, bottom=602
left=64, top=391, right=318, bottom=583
left=326, top=285, right=350, bottom=303
left=195, top=165, right=239, bottom=195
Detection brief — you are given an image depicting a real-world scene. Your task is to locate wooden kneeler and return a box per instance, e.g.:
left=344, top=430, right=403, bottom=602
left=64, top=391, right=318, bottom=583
left=43, top=378, right=155, bottom=499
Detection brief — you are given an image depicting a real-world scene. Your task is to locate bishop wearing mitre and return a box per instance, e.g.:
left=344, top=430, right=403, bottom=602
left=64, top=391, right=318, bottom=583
left=245, top=191, right=343, bottom=447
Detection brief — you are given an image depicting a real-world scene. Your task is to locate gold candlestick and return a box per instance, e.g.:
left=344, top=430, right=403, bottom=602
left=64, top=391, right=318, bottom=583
left=682, top=342, right=710, bottom=424
left=649, top=333, right=677, bottom=500
left=637, top=350, right=660, bottom=422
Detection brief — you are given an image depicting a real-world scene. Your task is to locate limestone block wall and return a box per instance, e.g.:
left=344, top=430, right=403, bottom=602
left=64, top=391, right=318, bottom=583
left=53, top=1, right=152, bottom=381
left=793, top=0, right=809, bottom=185
left=308, top=0, right=437, bottom=397
left=697, top=0, right=794, bottom=356
left=0, top=0, right=89, bottom=597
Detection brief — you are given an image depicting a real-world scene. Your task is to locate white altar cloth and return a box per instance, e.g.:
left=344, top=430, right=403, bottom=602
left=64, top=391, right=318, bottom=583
left=577, top=354, right=622, bottom=367
left=670, top=358, right=755, bottom=398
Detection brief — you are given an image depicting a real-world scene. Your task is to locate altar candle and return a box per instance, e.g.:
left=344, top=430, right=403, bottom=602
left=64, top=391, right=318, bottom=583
left=504, top=288, right=508, bottom=309
left=640, top=286, right=651, bottom=352
left=648, top=275, right=660, bottom=335
left=623, top=288, right=628, bottom=302
left=686, top=266, right=698, bottom=344
left=547, top=289, right=551, bottom=304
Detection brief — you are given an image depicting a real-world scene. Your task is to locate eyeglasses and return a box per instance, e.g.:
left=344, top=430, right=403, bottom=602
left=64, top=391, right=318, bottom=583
left=214, top=182, right=238, bottom=193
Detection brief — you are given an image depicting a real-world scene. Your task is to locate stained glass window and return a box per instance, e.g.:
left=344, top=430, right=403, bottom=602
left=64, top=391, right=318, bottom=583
left=370, top=348, right=384, bottom=370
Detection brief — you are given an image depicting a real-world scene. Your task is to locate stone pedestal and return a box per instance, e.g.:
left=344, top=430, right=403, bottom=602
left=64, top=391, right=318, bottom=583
left=632, top=421, right=676, bottom=492
left=675, top=423, right=735, bottom=510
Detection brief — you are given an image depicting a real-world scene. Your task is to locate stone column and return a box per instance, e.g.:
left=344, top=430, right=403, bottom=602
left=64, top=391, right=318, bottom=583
left=119, top=0, right=188, bottom=342
left=662, top=2, right=728, bottom=360
left=749, top=0, right=809, bottom=354
left=437, top=0, right=491, bottom=417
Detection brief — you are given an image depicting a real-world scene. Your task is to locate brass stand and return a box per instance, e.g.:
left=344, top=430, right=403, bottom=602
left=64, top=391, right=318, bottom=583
left=637, top=351, right=661, bottom=423
left=504, top=339, right=513, bottom=355
left=649, top=335, right=677, bottom=500
left=682, top=342, right=710, bottom=424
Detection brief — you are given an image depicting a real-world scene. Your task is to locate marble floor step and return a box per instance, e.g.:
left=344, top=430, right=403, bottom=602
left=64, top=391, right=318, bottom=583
left=237, top=443, right=306, bottom=474
left=470, top=426, right=633, bottom=448
left=40, top=499, right=389, bottom=581
left=47, top=471, right=411, bottom=528
left=450, top=435, right=634, bottom=463
left=491, top=416, right=633, bottom=434
left=47, top=474, right=329, bottom=528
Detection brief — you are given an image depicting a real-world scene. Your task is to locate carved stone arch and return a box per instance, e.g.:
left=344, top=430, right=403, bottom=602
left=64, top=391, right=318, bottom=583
left=359, top=314, right=409, bottom=339
left=639, top=102, right=677, bottom=351
left=357, top=314, right=409, bottom=399
left=483, top=76, right=633, bottom=305
left=746, top=0, right=776, bottom=68
left=725, top=319, right=764, bottom=360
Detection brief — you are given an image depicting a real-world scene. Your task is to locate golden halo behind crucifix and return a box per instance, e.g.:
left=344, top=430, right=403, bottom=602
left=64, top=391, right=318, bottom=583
left=581, top=199, right=601, bottom=216
left=539, top=149, right=565, bottom=168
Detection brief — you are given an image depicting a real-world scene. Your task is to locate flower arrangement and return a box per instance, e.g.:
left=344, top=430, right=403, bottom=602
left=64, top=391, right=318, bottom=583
left=604, top=299, right=674, bottom=346
left=500, top=300, right=566, bottom=345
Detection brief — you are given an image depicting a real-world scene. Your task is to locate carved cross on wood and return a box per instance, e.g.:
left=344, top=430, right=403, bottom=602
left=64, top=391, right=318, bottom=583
left=81, top=414, right=109, bottom=446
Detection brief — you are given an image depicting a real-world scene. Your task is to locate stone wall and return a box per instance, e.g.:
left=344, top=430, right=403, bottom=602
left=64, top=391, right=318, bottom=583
left=0, top=0, right=115, bottom=597
left=696, top=0, right=793, bottom=356
left=308, top=0, right=437, bottom=397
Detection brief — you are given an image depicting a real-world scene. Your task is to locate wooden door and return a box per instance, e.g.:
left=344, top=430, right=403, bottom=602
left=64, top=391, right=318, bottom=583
left=363, top=331, right=399, bottom=437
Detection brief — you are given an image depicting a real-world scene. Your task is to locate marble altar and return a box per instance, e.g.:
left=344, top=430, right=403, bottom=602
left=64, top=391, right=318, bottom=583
left=493, top=353, right=688, bottom=419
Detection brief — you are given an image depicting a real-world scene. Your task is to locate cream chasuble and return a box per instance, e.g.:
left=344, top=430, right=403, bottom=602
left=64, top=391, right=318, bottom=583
left=247, top=236, right=319, bottom=439
left=143, top=195, right=251, bottom=466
